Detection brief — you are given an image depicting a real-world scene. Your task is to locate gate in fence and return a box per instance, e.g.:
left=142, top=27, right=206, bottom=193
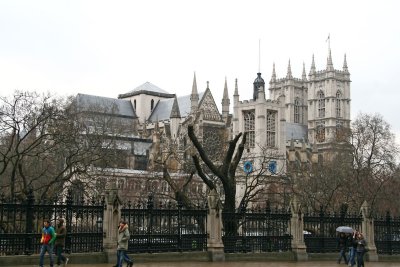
left=222, top=202, right=292, bottom=253
left=121, top=195, right=208, bottom=253
left=303, top=205, right=362, bottom=253
left=0, top=190, right=104, bottom=256
left=374, top=211, right=400, bottom=255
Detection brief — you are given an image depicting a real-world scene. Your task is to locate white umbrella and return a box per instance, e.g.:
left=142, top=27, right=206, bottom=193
left=336, top=226, right=353, bottom=233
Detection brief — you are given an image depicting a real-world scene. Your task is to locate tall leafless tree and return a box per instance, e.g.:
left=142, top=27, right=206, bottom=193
left=0, top=90, right=129, bottom=200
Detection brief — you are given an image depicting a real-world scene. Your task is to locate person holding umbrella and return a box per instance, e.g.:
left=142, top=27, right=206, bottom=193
left=348, top=230, right=358, bottom=267
left=336, top=226, right=353, bottom=265
left=337, top=232, right=348, bottom=264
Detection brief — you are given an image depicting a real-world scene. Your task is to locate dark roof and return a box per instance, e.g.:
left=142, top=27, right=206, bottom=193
left=118, top=82, right=175, bottom=99
left=148, top=92, right=204, bottom=122
left=254, top=72, right=265, bottom=84
left=75, top=93, right=137, bottom=118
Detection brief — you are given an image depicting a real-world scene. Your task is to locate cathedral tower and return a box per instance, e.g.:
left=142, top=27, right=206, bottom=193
left=307, top=50, right=351, bottom=148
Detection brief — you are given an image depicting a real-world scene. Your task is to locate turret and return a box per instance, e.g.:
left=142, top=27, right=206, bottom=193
left=233, top=78, right=239, bottom=103
left=190, top=72, right=199, bottom=113
left=253, top=73, right=265, bottom=100
left=270, top=63, right=276, bottom=83
left=309, top=54, right=316, bottom=78
left=221, top=77, right=230, bottom=121
left=170, top=96, right=181, bottom=139
left=286, top=59, right=293, bottom=79
left=233, top=78, right=239, bottom=137
left=326, top=49, right=334, bottom=72
left=343, top=54, right=349, bottom=73
left=302, top=62, right=307, bottom=81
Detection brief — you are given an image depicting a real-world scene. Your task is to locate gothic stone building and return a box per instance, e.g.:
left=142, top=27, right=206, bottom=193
left=74, top=49, right=351, bottom=203
left=233, top=49, right=351, bottom=174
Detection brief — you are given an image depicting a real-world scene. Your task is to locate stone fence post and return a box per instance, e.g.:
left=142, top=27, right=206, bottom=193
left=290, top=196, right=308, bottom=261
left=102, top=182, right=122, bottom=263
left=207, top=189, right=225, bottom=261
left=360, top=201, right=378, bottom=261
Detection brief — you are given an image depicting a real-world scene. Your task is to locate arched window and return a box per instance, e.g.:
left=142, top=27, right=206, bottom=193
left=150, top=99, right=154, bottom=111
left=316, top=121, right=325, bottom=143
left=318, top=91, right=325, bottom=118
left=294, top=98, right=301, bottom=123
left=336, top=91, right=342, bottom=117
left=266, top=110, right=276, bottom=147
left=244, top=110, right=255, bottom=148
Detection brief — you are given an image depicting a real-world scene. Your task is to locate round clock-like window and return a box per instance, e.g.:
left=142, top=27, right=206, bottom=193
left=243, top=161, right=253, bottom=174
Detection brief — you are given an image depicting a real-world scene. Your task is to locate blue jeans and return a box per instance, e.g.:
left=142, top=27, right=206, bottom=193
left=117, top=249, right=132, bottom=267
left=55, top=245, right=67, bottom=265
left=349, top=247, right=356, bottom=266
left=39, top=244, right=54, bottom=267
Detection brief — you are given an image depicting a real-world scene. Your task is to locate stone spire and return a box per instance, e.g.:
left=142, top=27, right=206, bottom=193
left=221, top=77, right=230, bottom=121
left=190, top=72, right=199, bottom=113
left=233, top=78, right=239, bottom=104
left=302, top=62, right=307, bottom=81
left=270, top=62, right=276, bottom=83
left=286, top=59, right=293, bottom=79
left=170, top=96, right=181, bottom=139
left=326, top=49, right=334, bottom=71
left=343, top=54, right=349, bottom=73
left=223, top=77, right=229, bottom=100
left=170, top=96, right=181, bottom=118
left=234, top=78, right=239, bottom=96
left=309, top=54, right=316, bottom=75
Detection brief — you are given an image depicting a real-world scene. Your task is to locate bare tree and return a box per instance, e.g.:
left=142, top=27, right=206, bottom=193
left=293, top=113, right=399, bottom=214
left=293, top=149, right=353, bottom=212
left=349, top=113, right=399, bottom=213
left=0, top=90, right=131, bottom=200
left=188, top=124, right=246, bottom=213
left=149, top=128, right=206, bottom=208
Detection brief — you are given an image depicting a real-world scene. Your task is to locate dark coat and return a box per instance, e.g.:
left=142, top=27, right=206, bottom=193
left=55, top=225, right=67, bottom=246
left=338, top=234, right=348, bottom=249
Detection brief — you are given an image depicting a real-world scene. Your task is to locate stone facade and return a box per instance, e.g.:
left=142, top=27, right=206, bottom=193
left=73, top=49, right=351, bottom=204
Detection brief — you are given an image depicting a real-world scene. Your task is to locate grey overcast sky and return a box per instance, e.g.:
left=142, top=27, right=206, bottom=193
left=0, top=0, right=399, bottom=144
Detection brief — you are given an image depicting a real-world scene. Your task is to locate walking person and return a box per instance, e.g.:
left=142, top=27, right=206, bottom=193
left=55, top=218, right=69, bottom=267
left=356, top=232, right=367, bottom=267
left=348, top=231, right=358, bottom=267
left=116, top=220, right=133, bottom=267
left=39, top=219, right=57, bottom=267
left=337, top=232, right=348, bottom=264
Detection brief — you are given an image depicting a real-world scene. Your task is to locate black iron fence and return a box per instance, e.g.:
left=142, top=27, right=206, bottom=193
left=0, top=190, right=104, bottom=255
left=121, top=195, right=207, bottom=253
left=4, top=191, right=400, bottom=257
left=303, top=205, right=362, bottom=253
left=374, top=211, right=400, bottom=255
left=222, top=203, right=292, bottom=253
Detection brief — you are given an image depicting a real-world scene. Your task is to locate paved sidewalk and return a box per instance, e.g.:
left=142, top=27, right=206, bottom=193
left=13, top=262, right=400, bottom=267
